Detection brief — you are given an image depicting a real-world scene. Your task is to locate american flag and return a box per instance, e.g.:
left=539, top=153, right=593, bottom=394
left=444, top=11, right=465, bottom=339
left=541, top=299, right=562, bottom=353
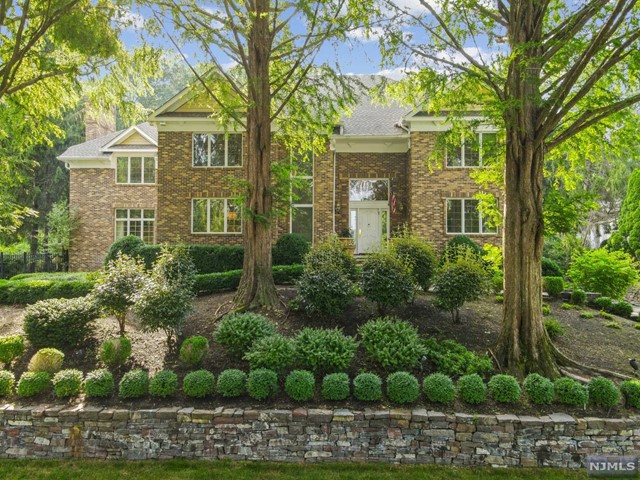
left=390, top=191, right=397, bottom=214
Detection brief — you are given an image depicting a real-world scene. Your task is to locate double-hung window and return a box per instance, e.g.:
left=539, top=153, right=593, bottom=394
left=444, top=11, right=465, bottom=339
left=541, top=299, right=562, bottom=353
left=192, top=198, right=242, bottom=233
left=446, top=199, right=496, bottom=234
left=446, top=132, right=497, bottom=167
left=116, top=157, right=156, bottom=183
left=115, top=209, right=155, bottom=242
left=192, top=133, right=242, bottom=167
left=290, top=152, right=313, bottom=242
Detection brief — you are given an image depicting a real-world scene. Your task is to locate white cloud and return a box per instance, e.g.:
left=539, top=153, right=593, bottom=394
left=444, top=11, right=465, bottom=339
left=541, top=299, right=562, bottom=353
left=347, top=27, right=385, bottom=43
left=373, top=67, right=417, bottom=80
left=119, top=10, right=145, bottom=30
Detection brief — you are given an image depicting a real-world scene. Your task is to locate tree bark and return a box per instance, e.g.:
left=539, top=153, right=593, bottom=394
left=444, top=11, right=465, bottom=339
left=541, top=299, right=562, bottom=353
left=234, top=0, right=280, bottom=309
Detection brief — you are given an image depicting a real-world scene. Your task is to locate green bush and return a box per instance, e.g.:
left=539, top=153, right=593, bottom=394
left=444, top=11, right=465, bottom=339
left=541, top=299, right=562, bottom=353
left=296, top=268, right=355, bottom=316
left=561, top=303, right=573, bottom=310
left=84, top=369, right=114, bottom=398
left=542, top=257, right=564, bottom=278
left=488, top=374, right=521, bottom=404
left=100, top=336, right=132, bottom=370
left=353, top=373, right=382, bottom=402
left=52, top=369, right=83, bottom=398
left=457, top=374, right=487, bottom=405
left=247, top=369, right=279, bottom=401
left=554, top=377, right=588, bottom=406
left=0, top=371, right=15, bottom=396
left=588, top=376, right=620, bottom=408
left=358, top=317, right=425, bottom=371
left=179, top=336, right=209, bottom=368
left=579, top=311, right=594, bottom=319
left=215, top=313, right=276, bottom=357
left=495, top=295, right=504, bottom=304
left=118, top=369, right=149, bottom=399
left=523, top=373, right=554, bottom=405
left=361, top=252, right=415, bottom=313
left=23, top=296, right=98, bottom=350
left=543, top=276, right=564, bottom=296
left=105, top=235, right=145, bottom=264
left=243, top=334, right=295, bottom=371
left=273, top=234, right=310, bottom=266
left=149, top=370, right=178, bottom=398
left=303, top=236, right=357, bottom=281
left=137, top=244, right=244, bottom=274
left=321, top=373, right=350, bottom=401
left=542, top=304, right=551, bottom=316
left=423, top=373, right=455, bottom=404
left=182, top=370, right=215, bottom=398
left=544, top=318, right=565, bottom=339
left=610, top=301, right=634, bottom=318
left=390, top=234, right=437, bottom=291
left=491, top=273, right=504, bottom=294
left=285, top=370, right=315, bottom=401
left=386, top=371, right=419, bottom=404
left=444, top=235, right=483, bottom=258
left=0, top=278, right=95, bottom=305
left=570, top=289, right=587, bottom=306
left=423, top=338, right=494, bottom=377
left=216, top=369, right=247, bottom=398
left=621, top=380, right=640, bottom=408
left=17, top=371, right=51, bottom=397
left=294, top=328, right=357, bottom=373
left=28, top=348, right=64, bottom=374
left=193, top=265, right=303, bottom=294
left=593, top=296, right=613, bottom=311
left=0, top=335, right=25, bottom=365
left=568, top=249, right=638, bottom=299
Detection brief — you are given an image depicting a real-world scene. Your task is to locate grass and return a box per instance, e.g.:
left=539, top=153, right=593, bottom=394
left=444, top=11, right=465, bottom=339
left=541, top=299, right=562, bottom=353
left=0, top=460, right=591, bottom=480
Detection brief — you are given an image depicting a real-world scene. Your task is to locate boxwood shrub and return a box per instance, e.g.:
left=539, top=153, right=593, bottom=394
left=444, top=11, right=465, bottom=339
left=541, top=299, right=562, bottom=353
left=361, top=252, right=415, bottom=312
left=588, top=376, right=620, bottom=408
left=610, top=301, right=633, bottom=318
left=457, top=374, right=487, bottom=405
left=52, top=369, right=83, bottom=398
left=554, top=377, right=588, bottom=406
left=284, top=370, right=315, bottom=401
left=543, top=276, right=564, bottom=297
left=0, top=371, right=15, bottom=396
left=592, top=296, right=613, bottom=311
left=542, top=257, right=563, bottom=277
left=296, top=268, right=355, bottom=316
left=84, top=369, right=114, bottom=398
left=621, top=380, right=640, bottom=409
left=386, top=372, right=419, bottom=404
left=149, top=370, right=178, bottom=398
left=0, top=335, right=25, bottom=365
left=28, top=348, right=64, bottom=374
left=353, top=372, right=382, bottom=402
left=488, top=374, right=521, bottom=404
left=216, top=369, right=247, bottom=398
left=272, top=233, right=310, bottom=266
left=243, top=334, right=295, bottom=371
left=182, top=370, right=215, bottom=398
left=358, top=317, right=425, bottom=371
left=247, top=369, right=279, bottom=401
left=390, top=234, right=437, bottom=292
left=17, top=371, right=51, bottom=397
left=570, top=289, right=587, bottom=306
left=100, top=336, right=132, bottom=370
left=422, top=373, right=455, bottom=404
left=523, top=373, right=554, bottom=405
left=294, top=328, right=357, bottom=373
left=179, top=336, right=209, bottom=368
left=118, top=369, right=149, bottom=399
left=193, top=265, right=303, bottom=295
left=0, top=278, right=94, bottom=305
left=215, top=313, right=276, bottom=357
left=321, top=373, right=350, bottom=401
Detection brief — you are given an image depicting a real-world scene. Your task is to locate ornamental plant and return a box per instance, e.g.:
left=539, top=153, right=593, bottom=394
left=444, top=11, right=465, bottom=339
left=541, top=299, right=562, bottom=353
left=543, top=277, right=565, bottom=297
left=52, top=369, right=83, bottom=398
left=118, top=369, right=149, bottom=399
left=179, top=336, right=209, bottom=368
left=390, top=231, right=437, bottom=291
left=100, top=336, right=132, bottom=370
left=554, top=378, right=588, bottom=407
left=149, top=370, right=178, bottom=398
left=321, top=373, right=350, bottom=401
left=0, top=371, right=15, bottom=396
left=358, top=317, right=425, bottom=370
left=272, top=233, right=310, bottom=266
left=353, top=372, right=382, bottom=402
left=215, top=313, right=276, bottom=357
left=28, top=348, right=64, bottom=375
left=568, top=249, right=638, bottom=299
left=570, top=288, right=587, bottom=306
left=303, top=235, right=357, bottom=280
left=284, top=370, right=315, bottom=401
left=296, top=268, right=356, bottom=316
left=523, top=373, right=554, bottom=405
left=488, top=374, right=521, bottom=404
left=0, top=335, right=25, bottom=366
left=243, top=334, right=295, bottom=371
left=361, top=251, right=415, bottom=313
left=182, top=370, right=215, bottom=398
left=246, top=369, right=279, bottom=401
left=422, top=373, right=455, bottom=404
left=386, top=372, right=420, bottom=404
left=621, top=380, right=640, bottom=409
left=216, top=369, right=247, bottom=398
left=294, top=328, right=357, bottom=373
left=84, top=369, right=114, bottom=398
left=588, top=376, right=620, bottom=408
left=17, top=372, right=51, bottom=398
left=457, top=374, right=487, bottom=405
left=422, top=338, right=493, bottom=377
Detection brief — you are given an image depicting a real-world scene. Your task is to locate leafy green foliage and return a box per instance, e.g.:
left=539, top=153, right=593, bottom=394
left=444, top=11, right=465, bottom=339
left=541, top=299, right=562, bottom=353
left=193, top=265, right=303, bottom=294
left=621, top=380, right=640, bottom=408
left=423, top=338, right=494, bottom=377
left=488, top=374, right=521, bottom=404
left=568, top=249, right=638, bottom=299
left=17, top=372, right=51, bottom=398
left=45, top=200, right=77, bottom=257
left=247, top=369, right=279, bottom=401
left=216, top=369, right=247, bottom=398
left=353, top=373, right=382, bottom=402
left=100, top=336, right=132, bottom=370
left=554, top=378, right=588, bottom=406
left=390, top=232, right=437, bottom=291
left=179, top=336, right=209, bottom=368
left=296, top=268, right=355, bottom=316
left=495, top=295, right=504, bottom=304
left=361, top=251, right=415, bottom=313
left=0, top=371, right=15, bottom=396
left=84, top=369, right=114, bottom=398
left=614, top=169, right=640, bottom=259
left=358, top=317, right=425, bottom=371
left=52, top=369, right=83, bottom=398
left=579, top=311, right=594, bottom=319
left=542, top=304, right=551, bottom=316
left=105, top=236, right=145, bottom=265
left=118, top=370, right=149, bottom=399
left=443, top=235, right=483, bottom=259
left=543, top=277, right=564, bottom=297
left=523, top=374, right=554, bottom=405
left=610, top=301, right=634, bottom=318
left=273, top=233, right=310, bottom=266
left=215, top=313, right=277, bottom=357
left=321, top=373, right=350, bottom=401
left=303, top=236, right=357, bottom=281
left=593, top=297, right=614, bottom=311
left=285, top=370, right=315, bottom=401
left=294, top=328, right=357, bottom=373
left=605, top=320, right=622, bottom=329
left=149, top=370, right=178, bottom=398
left=541, top=258, right=564, bottom=278
left=137, top=244, right=245, bottom=273
left=422, top=373, right=455, bottom=404
left=457, top=374, right=487, bottom=405
left=28, top=348, right=64, bottom=374
left=182, top=370, right=215, bottom=398
left=0, top=335, right=25, bottom=365
left=23, top=296, right=98, bottom=349
left=544, top=318, right=565, bottom=339
left=570, top=289, right=586, bottom=306
left=0, top=278, right=94, bottom=305
left=243, top=334, right=295, bottom=371
left=588, top=376, right=620, bottom=408
left=386, top=371, right=420, bottom=404
left=599, top=311, right=614, bottom=320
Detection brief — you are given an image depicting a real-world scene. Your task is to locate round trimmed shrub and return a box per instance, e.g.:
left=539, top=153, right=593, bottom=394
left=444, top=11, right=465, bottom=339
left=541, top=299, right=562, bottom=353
left=285, top=370, right=315, bottom=401
left=523, top=373, right=554, bottom=405
left=273, top=233, right=310, bottom=266
left=353, top=373, right=382, bottom=402
left=423, top=373, right=455, bottom=404
left=216, top=369, right=247, bottom=398
left=28, top=348, right=64, bottom=374
left=488, top=374, right=521, bottom=404
left=386, top=372, right=419, bottom=404
left=294, top=328, right=357, bottom=373
left=179, top=336, right=209, bottom=368
left=621, top=380, right=640, bottom=409
left=390, top=234, right=437, bottom=291
left=182, top=370, right=215, bottom=398
left=0, top=371, right=15, bottom=396
left=149, top=370, right=178, bottom=398
left=17, top=371, right=51, bottom=397
left=247, top=369, right=279, bottom=401
left=570, top=289, right=586, bottom=306
left=610, top=301, right=633, bottom=318
left=118, top=369, right=149, bottom=399
left=543, top=276, right=564, bottom=297
left=84, top=369, right=114, bottom=398
left=593, top=296, right=613, bottom=311
left=542, top=257, right=563, bottom=277
left=588, top=376, right=620, bottom=408
left=100, top=336, right=132, bottom=370
left=444, top=235, right=483, bottom=258
left=105, top=235, right=144, bottom=264
left=358, top=317, right=425, bottom=371
left=0, top=335, right=25, bottom=366
left=215, top=313, right=276, bottom=357
left=554, top=377, right=588, bottom=406
left=296, top=268, right=355, bottom=316
left=321, top=373, right=350, bottom=401
left=457, top=374, right=487, bottom=405
left=243, top=334, right=295, bottom=371
left=303, top=236, right=357, bottom=280
left=361, top=252, right=415, bottom=312
left=52, top=369, right=83, bottom=398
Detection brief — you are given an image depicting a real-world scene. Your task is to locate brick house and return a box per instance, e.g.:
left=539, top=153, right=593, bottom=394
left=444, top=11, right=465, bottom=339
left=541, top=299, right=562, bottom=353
left=59, top=76, right=501, bottom=271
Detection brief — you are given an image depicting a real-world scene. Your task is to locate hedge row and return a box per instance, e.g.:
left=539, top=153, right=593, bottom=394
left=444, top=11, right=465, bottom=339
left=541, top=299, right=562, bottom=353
left=194, top=265, right=303, bottom=294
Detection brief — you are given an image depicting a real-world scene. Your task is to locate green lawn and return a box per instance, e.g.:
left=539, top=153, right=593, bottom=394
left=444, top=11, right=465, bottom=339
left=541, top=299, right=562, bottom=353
left=0, top=460, right=597, bottom=480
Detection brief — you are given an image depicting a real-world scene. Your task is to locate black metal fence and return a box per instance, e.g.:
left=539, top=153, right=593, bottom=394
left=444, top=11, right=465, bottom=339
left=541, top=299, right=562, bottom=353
left=0, top=252, right=69, bottom=279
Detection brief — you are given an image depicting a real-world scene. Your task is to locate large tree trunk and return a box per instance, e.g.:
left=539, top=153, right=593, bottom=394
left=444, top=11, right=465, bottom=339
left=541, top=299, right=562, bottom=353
left=234, top=0, right=280, bottom=309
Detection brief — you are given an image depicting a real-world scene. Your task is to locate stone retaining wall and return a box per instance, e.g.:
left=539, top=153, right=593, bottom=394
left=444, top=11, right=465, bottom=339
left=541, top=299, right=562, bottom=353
left=0, top=404, right=638, bottom=468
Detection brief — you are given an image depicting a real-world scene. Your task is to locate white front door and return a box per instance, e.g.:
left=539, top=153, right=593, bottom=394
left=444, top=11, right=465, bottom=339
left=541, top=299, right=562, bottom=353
left=357, top=208, right=382, bottom=254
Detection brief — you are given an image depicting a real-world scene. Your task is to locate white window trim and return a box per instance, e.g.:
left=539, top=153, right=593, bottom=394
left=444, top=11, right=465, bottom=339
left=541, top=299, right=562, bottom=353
left=115, top=156, right=157, bottom=184
left=290, top=153, right=314, bottom=241
left=445, top=132, right=496, bottom=168
left=191, top=198, right=243, bottom=234
left=114, top=208, right=156, bottom=242
left=192, top=133, right=243, bottom=168
left=445, top=198, right=497, bottom=235
left=348, top=178, right=390, bottom=203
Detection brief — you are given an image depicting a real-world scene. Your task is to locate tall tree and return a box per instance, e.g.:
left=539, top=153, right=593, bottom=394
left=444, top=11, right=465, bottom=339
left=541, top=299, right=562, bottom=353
left=152, top=0, right=372, bottom=309
left=381, top=0, right=640, bottom=377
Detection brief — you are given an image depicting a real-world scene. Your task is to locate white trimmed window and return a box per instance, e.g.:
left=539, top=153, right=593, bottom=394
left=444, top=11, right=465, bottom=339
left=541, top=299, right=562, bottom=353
left=116, top=157, right=156, bottom=184
left=192, top=133, right=242, bottom=167
left=290, top=152, right=313, bottom=242
left=446, top=132, right=497, bottom=167
left=192, top=198, right=242, bottom=233
left=446, top=199, right=496, bottom=234
left=115, top=209, right=155, bottom=242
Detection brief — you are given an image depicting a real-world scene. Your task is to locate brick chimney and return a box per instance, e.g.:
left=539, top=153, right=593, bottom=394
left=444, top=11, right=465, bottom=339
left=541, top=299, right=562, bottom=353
left=84, top=102, right=116, bottom=141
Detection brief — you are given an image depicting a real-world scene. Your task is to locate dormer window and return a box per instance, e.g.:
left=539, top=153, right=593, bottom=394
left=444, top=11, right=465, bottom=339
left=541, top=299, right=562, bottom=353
left=446, top=132, right=497, bottom=167
left=116, top=156, right=156, bottom=184
left=193, top=133, right=242, bottom=167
